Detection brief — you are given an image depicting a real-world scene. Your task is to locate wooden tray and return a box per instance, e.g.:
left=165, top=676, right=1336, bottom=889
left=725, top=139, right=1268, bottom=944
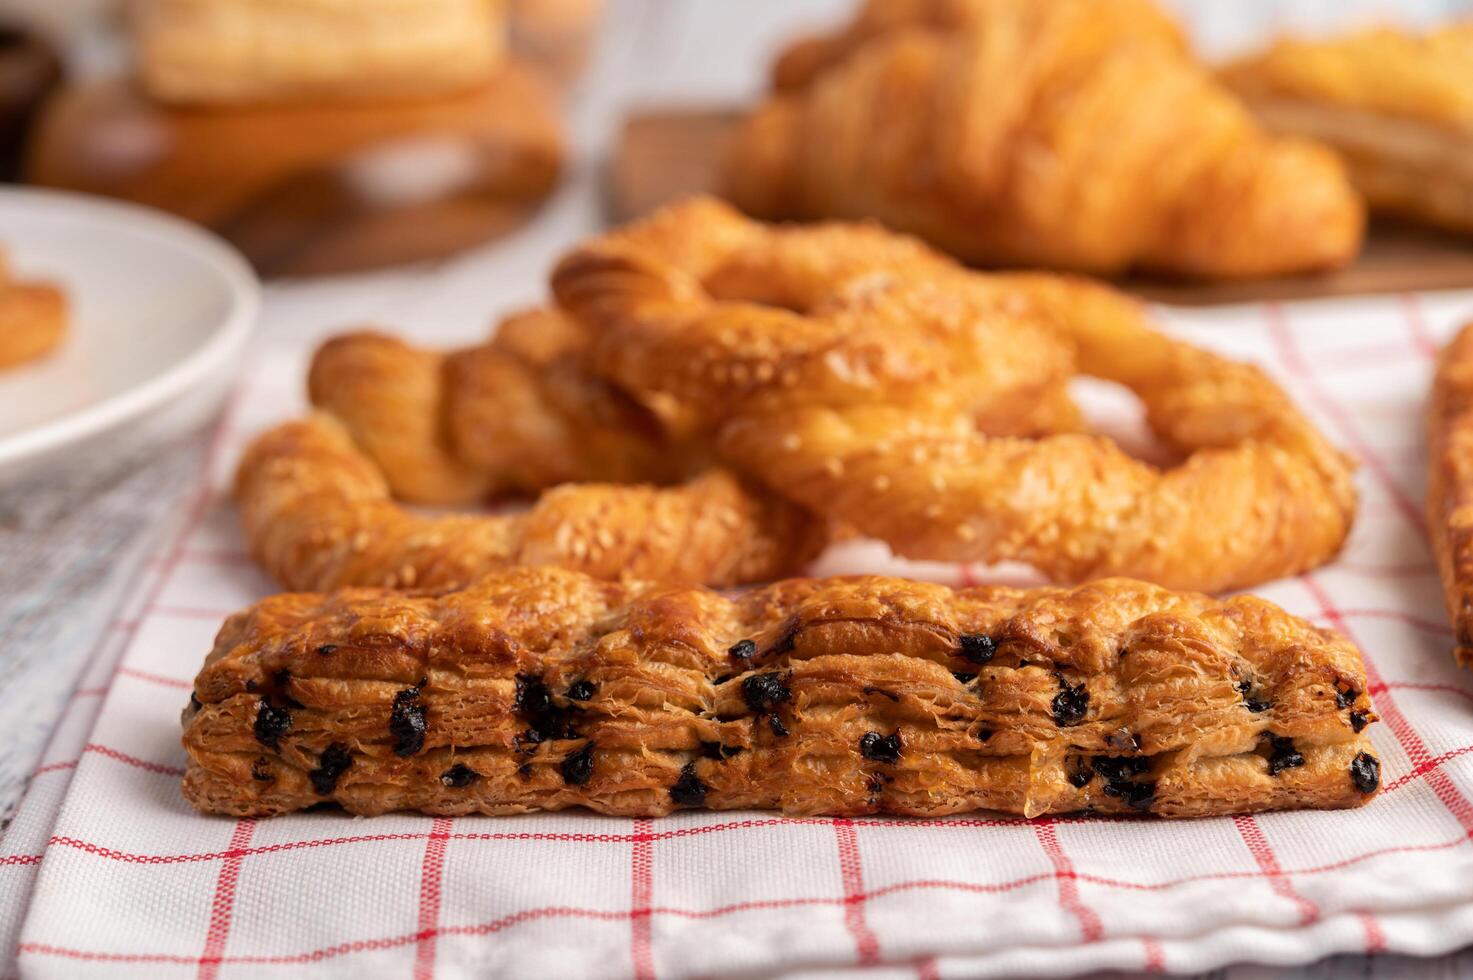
left=611, top=108, right=1473, bottom=306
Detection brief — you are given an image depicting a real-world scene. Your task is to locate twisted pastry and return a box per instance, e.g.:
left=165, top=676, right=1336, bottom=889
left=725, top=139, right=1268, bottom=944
left=553, top=198, right=1358, bottom=593
left=1428, top=322, right=1473, bottom=668
left=726, top=0, right=1363, bottom=280
left=182, top=566, right=1381, bottom=819
left=236, top=414, right=821, bottom=592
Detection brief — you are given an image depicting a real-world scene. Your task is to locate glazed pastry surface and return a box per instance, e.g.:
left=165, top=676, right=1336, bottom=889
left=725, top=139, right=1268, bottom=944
left=553, top=198, right=1358, bottom=592
left=727, top=0, right=1364, bottom=280
left=182, top=567, right=1381, bottom=819
left=1428, top=321, right=1473, bottom=666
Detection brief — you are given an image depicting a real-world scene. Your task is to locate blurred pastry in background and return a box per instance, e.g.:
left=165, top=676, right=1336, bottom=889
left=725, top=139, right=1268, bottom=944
left=725, top=0, right=1364, bottom=282
left=0, top=249, right=66, bottom=370
left=0, top=26, right=62, bottom=181
left=25, top=0, right=565, bottom=275
left=509, top=0, right=604, bottom=88
left=1223, top=22, right=1473, bottom=237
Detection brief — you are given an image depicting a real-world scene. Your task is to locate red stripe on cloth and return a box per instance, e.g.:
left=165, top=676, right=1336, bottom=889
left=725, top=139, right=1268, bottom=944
left=197, top=819, right=257, bottom=980
left=1359, top=912, right=1388, bottom=954
left=31, top=760, right=78, bottom=777
left=833, top=818, right=882, bottom=964
left=1384, top=744, right=1473, bottom=792
left=1400, top=294, right=1439, bottom=359
left=117, top=667, right=193, bottom=690
left=630, top=817, right=656, bottom=980
left=0, top=854, right=42, bottom=866
left=1316, top=609, right=1453, bottom=636
left=83, top=744, right=185, bottom=777
left=1302, top=574, right=1473, bottom=834
left=412, top=817, right=454, bottom=980
left=1232, top=815, right=1319, bottom=926
left=914, top=954, right=940, bottom=979
left=1032, top=819, right=1103, bottom=942
left=1264, top=304, right=1428, bottom=540
left=1141, top=936, right=1166, bottom=973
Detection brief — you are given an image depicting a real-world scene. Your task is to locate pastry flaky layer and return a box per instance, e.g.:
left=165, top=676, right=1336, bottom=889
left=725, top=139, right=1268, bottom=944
left=1428, top=322, right=1473, bottom=667
left=136, top=0, right=507, bottom=105
left=182, top=567, right=1381, bottom=820
left=725, top=0, right=1364, bottom=280
left=1224, top=22, right=1473, bottom=236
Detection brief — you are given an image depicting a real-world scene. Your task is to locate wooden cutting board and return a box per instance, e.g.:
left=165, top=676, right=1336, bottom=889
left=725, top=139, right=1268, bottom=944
left=611, top=108, right=1473, bottom=306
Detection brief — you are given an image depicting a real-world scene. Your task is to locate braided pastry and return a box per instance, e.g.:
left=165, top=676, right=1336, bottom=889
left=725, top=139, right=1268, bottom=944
left=1429, top=322, right=1473, bottom=667
left=181, top=566, right=1381, bottom=819
left=726, top=0, right=1364, bottom=280
left=553, top=198, right=1358, bottom=593
left=0, top=252, right=66, bottom=370
left=235, top=414, right=821, bottom=592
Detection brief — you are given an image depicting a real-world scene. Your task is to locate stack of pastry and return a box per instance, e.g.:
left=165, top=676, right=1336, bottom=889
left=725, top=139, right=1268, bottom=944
left=184, top=199, right=1383, bottom=822
left=27, top=0, right=564, bottom=273
left=1224, top=21, right=1473, bottom=237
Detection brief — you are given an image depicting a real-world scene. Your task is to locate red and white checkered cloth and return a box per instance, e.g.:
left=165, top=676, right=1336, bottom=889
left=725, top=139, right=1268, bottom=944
left=7, top=292, right=1473, bottom=979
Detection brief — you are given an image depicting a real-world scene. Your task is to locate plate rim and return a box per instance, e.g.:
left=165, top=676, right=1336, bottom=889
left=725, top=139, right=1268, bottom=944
left=0, top=187, right=260, bottom=469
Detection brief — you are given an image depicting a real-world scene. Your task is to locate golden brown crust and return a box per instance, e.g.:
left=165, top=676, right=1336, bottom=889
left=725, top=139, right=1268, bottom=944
left=181, top=567, right=1381, bottom=819
left=136, top=0, right=507, bottom=105
left=0, top=257, right=66, bottom=370
left=727, top=0, right=1363, bottom=280
left=552, top=197, right=1357, bottom=593
left=1224, top=23, right=1473, bottom=236
left=234, top=413, right=824, bottom=593
left=1428, top=322, right=1473, bottom=667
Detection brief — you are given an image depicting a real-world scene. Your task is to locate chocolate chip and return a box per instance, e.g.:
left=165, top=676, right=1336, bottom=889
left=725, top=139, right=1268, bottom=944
left=959, top=633, right=996, bottom=664
left=515, top=674, right=552, bottom=715
left=245, top=679, right=258, bottom=693
left=566, top=680, right=597, bottom=701
left=862, top=686, right=900, bottom=702
left=669, top=762, right=708, bottom=806
left=1091, top=756, right=1151, bottom=782
left=253, top=699, right=291, bottom=748
left=389, top=687, right=427, bottom=757
left=1265, top=734, right=1305, bottom=776
left=1335, top=685, right=1360, bottom=709
left=1066, top=757, right=1094, bottom=788
left=977, top=728, right=994, bottom=742
left=1236, top=678, right=1270, bottom=712
left=1349, top=710, right=1370, bottom=733
left=701, top=741, right=742, bottom=760
left=1350, top=752, right=1380, bottom=794
left=309, top=743, right=352, bottom=795
left=189, top=692, right=202, bottom=711
left=316, top=644, right=337, bottom=655
left=859, top=730, right=903, bottom=764
left=516, top=762, right=532, bottom=780
left=1051, top=679, right=1089, bottom=727
left=728, top=638, right=757, bottom=663
left=515, top=673, right=578, bottom=743
left=742, top=672, right=792, bottom=713
left=440, top=763, right=480, bottom=788
left=561, top=742, right=595, bottom=785
left=250, top=757, right=273, bottom=782
left=768, top=715, right=790, bottom=738
left=1102, top=779, right=1155, bottom=812
left=951, top=672, right=977, bottom=684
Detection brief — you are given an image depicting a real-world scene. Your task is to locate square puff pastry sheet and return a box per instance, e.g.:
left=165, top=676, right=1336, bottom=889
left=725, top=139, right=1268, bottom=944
left=136, top=0, right=507, bottom=105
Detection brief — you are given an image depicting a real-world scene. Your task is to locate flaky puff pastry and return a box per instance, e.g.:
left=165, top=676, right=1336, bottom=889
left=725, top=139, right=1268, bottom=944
left=553, top=198, right=1358, bottom=593
left=1224, top=22, right=1473, bottom=236
left=0, top=251, right=66, bottom=371
left=181, top=567, right=1381, bottom=820
left=235, top=414, right=822, bottom=593
left=136, top=0, right=506, bottom=105
left=1428, top=322, right=1473, bottom=667
left=727, top=0, right=1363, bottom=281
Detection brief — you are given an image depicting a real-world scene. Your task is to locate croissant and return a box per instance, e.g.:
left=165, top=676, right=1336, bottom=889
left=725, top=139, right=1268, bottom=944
left=181, top=567, right=1380, bottom=820
left=1223, top=21, right=1473, bottom=236
left=726, top=0, right=1364, bottom=280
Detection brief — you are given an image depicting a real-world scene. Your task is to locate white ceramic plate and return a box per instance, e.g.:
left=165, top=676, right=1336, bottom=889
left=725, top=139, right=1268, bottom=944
left=0, top=188, right=259, bottom=483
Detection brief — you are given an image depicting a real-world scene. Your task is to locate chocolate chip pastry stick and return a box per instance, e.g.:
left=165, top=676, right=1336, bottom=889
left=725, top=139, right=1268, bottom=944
left=183, top=568, right=1380, bottom=820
